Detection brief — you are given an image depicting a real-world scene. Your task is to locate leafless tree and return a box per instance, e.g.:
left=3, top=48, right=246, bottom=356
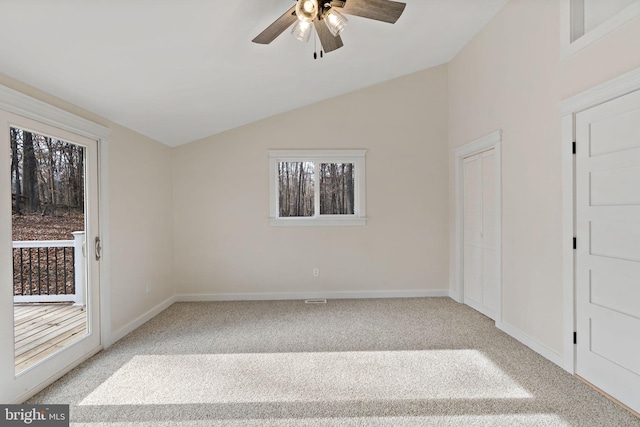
left=278, top=161, right=354, bottom=217
left=10, top=127, right=85, bottom=216
left=22, top=131, right=40, bottom=213
left=10, top=128, right=22, bottom=214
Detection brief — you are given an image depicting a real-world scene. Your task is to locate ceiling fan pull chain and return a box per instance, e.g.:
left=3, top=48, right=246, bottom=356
left=313, top=27, right=317, bottom=59
left=312, top=26, right=323, bottom=60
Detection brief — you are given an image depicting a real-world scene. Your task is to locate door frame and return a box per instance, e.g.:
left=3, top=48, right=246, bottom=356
left=452, top=130, right=502, bottom=325
left=559, top=66, right=640, bottom=374
left=0, top=84, right=112, bottom=403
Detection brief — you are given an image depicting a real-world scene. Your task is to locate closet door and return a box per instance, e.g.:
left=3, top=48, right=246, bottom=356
left=463, top=149, right=497, bottom=319
left=481, top=152, right=498, bottom=314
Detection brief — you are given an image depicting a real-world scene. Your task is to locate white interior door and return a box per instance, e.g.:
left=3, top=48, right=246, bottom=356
left=463, top=149, right=498, bottom=320
left=575, top=89, right=640, bottom=414
left=0, top=110, right=101, bottom=403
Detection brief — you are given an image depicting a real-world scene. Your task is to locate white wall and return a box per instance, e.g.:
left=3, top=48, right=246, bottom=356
left=107, top=124, right=174, bottom=336
left=172, top=65, right=450, bottom=299
left=448, top=0, right=640, bottom=358
left=583, top=0, right=636, bottom=33
left=0, top=74, right=175, bottom=341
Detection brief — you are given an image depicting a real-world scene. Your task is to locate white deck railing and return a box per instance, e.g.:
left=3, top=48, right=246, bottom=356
left=12, top=231, right=85, bottom=306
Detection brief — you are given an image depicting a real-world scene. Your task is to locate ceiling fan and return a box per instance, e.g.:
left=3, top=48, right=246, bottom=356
left=252, top=0, right=406, bottom=55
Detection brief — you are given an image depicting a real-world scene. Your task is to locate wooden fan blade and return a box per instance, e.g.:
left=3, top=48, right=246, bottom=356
left=341, top=0, right=406, bottom=24
left=313, top=19, right=344, bottom=53
left=252, top=5, right=297, bottom=44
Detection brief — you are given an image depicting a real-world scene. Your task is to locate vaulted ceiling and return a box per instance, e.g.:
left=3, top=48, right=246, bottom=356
left=0, top=0, right=508, bottom=146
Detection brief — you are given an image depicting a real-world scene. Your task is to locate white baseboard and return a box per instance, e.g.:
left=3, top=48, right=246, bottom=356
left=448, top=289, right=463, bottom=303
left=109, top=295, right=176, bottom=345
left=497, top=321, right=566, bottom=369
left=175, top=289, right=449, bottom=302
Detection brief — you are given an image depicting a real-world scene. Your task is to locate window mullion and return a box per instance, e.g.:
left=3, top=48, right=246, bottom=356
left=273, top=159, right=280, bottom=219
left=314, top=161, right=320, bottom=217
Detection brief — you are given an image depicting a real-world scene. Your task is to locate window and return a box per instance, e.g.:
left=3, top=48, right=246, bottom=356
left=268, top=150, right=367, bottom=226
left=561, top=0, right=640, bottom=58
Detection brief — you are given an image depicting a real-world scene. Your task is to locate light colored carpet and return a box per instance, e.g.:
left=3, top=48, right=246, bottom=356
left=28, top=298, right=640, bottom=426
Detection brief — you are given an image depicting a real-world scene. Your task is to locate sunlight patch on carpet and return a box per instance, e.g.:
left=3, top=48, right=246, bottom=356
left=80, top=350, right=532, bottom=405
left=70, top=414, right=569, bottom=427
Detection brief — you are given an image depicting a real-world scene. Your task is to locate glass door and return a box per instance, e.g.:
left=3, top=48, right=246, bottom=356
left=0, top=111, right=100, bottom=402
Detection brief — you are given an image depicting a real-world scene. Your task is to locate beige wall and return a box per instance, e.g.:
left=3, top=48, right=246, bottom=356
left=173, top=65, right=449, bottom=297
left=0, top=74, right=174, bottom=338
left=561, top=11, right=640, bottom=97
left=107, top=124, right=174, bottom=334
left=448, top=0, right=640, bottom=356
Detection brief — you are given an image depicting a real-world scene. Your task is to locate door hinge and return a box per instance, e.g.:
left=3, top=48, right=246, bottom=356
left=573, top=332, right=577, bottom=344
left=572, top=141, right=576, bottom=154
left=573, top=237, right=577, bottom=250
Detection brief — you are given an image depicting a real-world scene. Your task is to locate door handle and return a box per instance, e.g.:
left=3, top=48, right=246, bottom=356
left=95, top=236, right=102, bottom=261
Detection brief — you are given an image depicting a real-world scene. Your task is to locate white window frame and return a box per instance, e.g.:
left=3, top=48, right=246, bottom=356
left=268, top=149, right=367, bottom=226
left=561, top=0, right=640, bottom=59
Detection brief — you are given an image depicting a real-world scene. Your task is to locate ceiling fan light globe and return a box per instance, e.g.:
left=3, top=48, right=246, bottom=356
left=324, top=8, right=348, bottom=36
left=291, top=19, right=312, bottom=42
left=303, top=1, right=315, bottom=13
left=295, top=0, right=318, bottom=23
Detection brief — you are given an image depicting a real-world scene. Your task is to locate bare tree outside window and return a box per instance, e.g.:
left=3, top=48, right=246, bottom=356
left=278, top=162, right=315, bottom=217
left=320, top=163, right=355, bottom=215
left=10, top=127, right=85, bottom=217
left=10, top=127, right=86, bottom=297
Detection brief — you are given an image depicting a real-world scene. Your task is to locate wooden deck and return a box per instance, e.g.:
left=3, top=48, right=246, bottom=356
left=14, top=303, right=87, bottom=373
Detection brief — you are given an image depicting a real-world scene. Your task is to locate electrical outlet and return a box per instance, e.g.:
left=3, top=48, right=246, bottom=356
left=145, top=281, right=151, bottom=293
left=313, top=268, right=320, bottom=277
